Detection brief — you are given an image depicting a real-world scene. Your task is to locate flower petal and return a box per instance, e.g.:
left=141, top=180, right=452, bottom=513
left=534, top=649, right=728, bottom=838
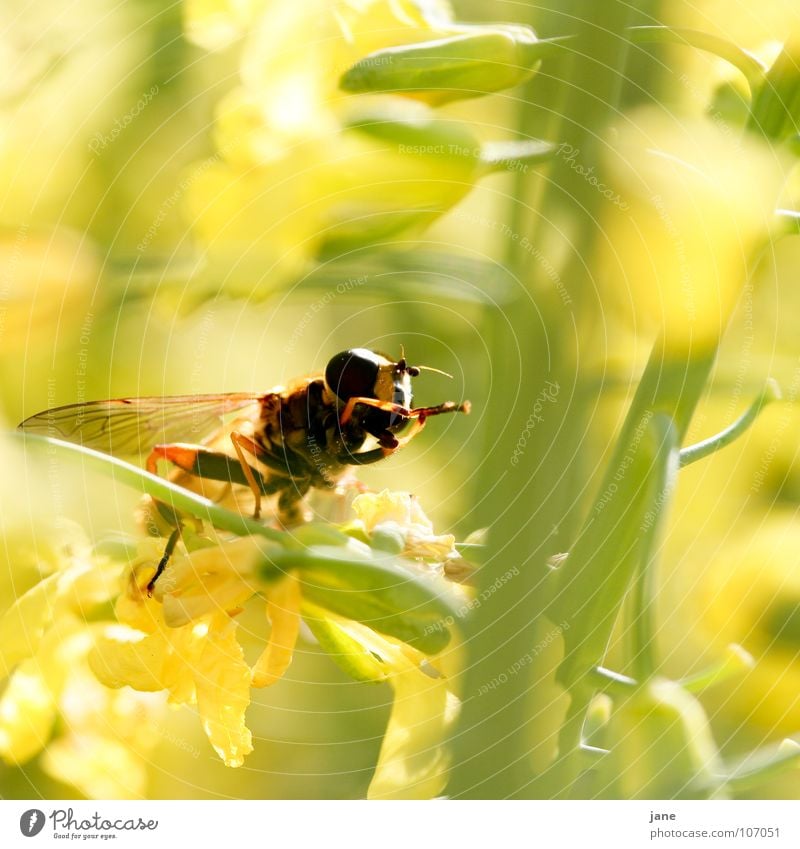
left=252, top=575, right=301, bottom=687
left=0, top=616, right=84, bottom=764
left=89, top=626, right=168, bottom=692
left=0, top=571, right=61, bottom=678
left=42, top=735, right=149, bottom=800
left=193, top=616, right=253, bottom=766
left=367, top=654, right=460, bottom=799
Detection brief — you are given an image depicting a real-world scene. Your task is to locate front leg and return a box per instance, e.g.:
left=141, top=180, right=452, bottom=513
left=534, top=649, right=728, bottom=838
left=336, top=418, right=428, bottom=466
left=339, top=396, right=470, bottom=426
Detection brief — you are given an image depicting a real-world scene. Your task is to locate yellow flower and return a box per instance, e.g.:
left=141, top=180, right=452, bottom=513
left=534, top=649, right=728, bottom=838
left=3, top=427, right=467, bottom=799
left=182, top=0, right=530, bottom=291
left=184, top=0, right=271, bottom=50
left=0, top=518, right=164, bottom=797
left=40, top=668, right=165, bottom=800
left=0, top=0, right=145, bottom=230
left=352, top=489, right=457, bottom=560
left=89, top=491, right=467, bottom=796
left=598, top=108, right=786, bottom=352
left=697, top=518, right=800, bottom=735
left=90, top=539, right=259, bottom=767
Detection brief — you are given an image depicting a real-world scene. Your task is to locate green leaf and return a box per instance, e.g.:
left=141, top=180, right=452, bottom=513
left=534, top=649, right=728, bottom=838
left=604, top=678, right=725, bottom=799
left=265, top=546, right=457, bottom=654
left=678, top=644, right=755, bottom=694
left=748, top=38, right=800, bottom=140
left=283, top=523, right=354, bottom=549
left=550, top=412, right=679, bottom=690
left=702, top=740, right=800, bottom=793
left=344, top=108, right=480, bottom=162
left=302, top=602, right=387, bottom=683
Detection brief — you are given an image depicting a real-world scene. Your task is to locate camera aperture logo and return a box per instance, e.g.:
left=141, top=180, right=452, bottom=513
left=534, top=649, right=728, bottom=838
left=20, top=810, right=46, bottom=837
left=18, top=808, right=158, bottom=839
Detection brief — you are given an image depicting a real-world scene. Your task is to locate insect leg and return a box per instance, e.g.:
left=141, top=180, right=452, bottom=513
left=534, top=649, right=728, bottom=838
left=230, top=431, right=264, bottom=519
left=336, top=446, right=392, bottom=466
left=337, top=418, right=428, bottom=465
left=410, top=400, right=471, bottom=418
left=146, top=443, right=269, bottom=491
left=338, top=396, right=470, bottom=426
left=338, top=396, right=412, bottom=426
left=147, top=526, right=181, bottom=596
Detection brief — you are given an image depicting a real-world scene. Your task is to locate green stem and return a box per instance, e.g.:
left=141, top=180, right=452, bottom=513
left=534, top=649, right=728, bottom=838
left=678, top=643, right=755, bottom=694
left=629, top=25, right=767, bottom=89
left=776, top=208, right=800, bottom=235
left=15, top=432, right=287, bottom=544
left=591, top=666, right=637, bottom=693
left=679, top=379, right=780, bottom=468
left=695, top=741, right=800, bottom=794
left=631, top=423, right=679, bottom=680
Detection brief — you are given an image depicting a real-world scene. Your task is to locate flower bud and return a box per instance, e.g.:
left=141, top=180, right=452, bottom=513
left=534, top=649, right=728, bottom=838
left=339, top=25, right=545, bottom=105
left=604, top=677, right=724, bottom=798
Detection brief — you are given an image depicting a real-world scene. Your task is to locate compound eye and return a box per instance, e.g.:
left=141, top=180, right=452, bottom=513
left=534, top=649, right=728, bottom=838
left=325, top=349, right=380, bottom=401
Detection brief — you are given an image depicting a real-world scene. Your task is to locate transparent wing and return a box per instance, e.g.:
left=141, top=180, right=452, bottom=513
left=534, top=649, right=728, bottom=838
left=17, top=394, right=265, bottom=458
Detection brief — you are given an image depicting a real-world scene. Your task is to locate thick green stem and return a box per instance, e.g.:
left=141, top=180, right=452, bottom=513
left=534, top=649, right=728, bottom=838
left=630, top=424, right=679, bottom=680
left=448, top=0, right=642, bottom=800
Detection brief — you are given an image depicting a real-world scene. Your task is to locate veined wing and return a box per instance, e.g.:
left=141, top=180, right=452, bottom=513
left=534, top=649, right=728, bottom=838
left=17, top=394, right=265, bottom=458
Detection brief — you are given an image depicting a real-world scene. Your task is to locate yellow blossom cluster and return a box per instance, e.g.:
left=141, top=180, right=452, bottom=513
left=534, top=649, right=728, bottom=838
left=1, top=489, right=469, bottom=799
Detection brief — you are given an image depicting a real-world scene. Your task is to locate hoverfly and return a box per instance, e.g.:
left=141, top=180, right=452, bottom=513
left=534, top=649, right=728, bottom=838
left=18, top=348, right=470, bottom=589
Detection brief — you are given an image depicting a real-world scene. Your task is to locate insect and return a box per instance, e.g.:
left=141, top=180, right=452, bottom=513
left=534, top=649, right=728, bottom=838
left=18, top=348, right=470, bottom=589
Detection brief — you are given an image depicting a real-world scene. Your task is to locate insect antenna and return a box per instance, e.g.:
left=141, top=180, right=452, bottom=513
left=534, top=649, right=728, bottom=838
left=415, top=364, right=454, bottom=380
